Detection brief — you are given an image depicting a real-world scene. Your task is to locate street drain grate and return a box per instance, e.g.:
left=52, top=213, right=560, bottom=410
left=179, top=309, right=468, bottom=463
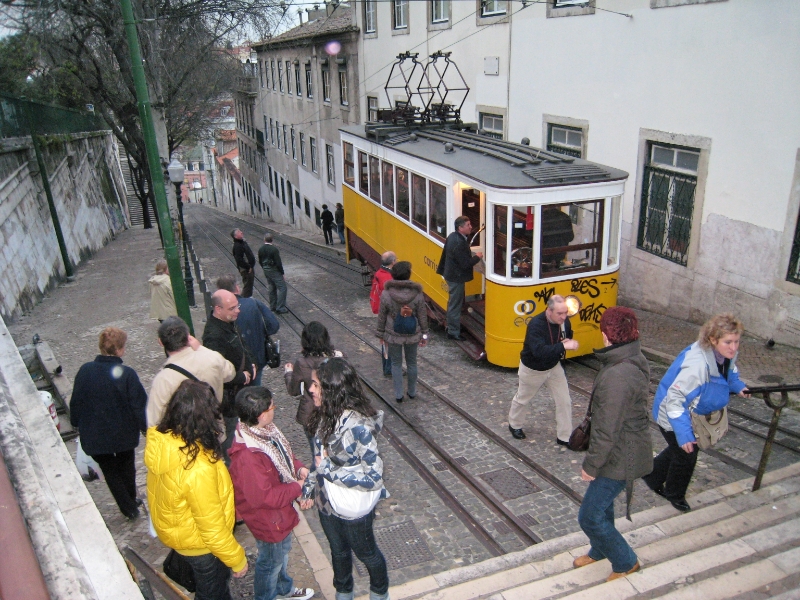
left=432, top=462, right=448, bottom=471
left=519, top=513, right=538, bottom=527
left=354, top=520, right=434, bottom=575
left=478, top=467, right=540, bottom=500
left=454, top=456, right=469, bottom=466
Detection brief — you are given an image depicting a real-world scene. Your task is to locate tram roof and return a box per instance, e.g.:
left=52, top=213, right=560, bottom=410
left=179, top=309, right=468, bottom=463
left=340, top=125, right=628, bottom=190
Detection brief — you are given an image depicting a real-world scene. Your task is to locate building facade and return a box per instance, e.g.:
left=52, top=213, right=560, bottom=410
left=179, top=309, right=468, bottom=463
left=353, top=0, right=800, bottom=345
left=251, top=5, right=360, bottom=233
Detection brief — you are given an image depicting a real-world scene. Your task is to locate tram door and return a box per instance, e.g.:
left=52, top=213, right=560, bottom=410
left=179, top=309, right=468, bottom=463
left=461, top=188, right=486, bottom=293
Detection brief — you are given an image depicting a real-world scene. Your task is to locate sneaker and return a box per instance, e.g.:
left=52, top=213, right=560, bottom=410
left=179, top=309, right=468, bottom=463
left=279, top=588, right=314, bottom=600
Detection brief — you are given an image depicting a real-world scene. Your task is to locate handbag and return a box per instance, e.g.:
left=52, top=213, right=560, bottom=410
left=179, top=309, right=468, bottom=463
left=163, top=549, right=196, bottom=592
left=325, top=480, right=382, bottom=519
left=259, top=311, right=281, bottom=369
left=568, top=392, right=593, bottom=452
left=691, top=407, right=728, bottom=450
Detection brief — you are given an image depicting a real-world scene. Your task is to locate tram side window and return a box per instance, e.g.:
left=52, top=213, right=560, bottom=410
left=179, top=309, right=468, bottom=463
left=510, top=207, right=534, bottom=278
left=358, top=151, right=369, bottom=195
left=429, top=181, right=447, bottom=241
left=411, top=173, right=427, bottom=232
left=369, top=156, right=381, bottom=203
left=540, top=200, right=604, bottom=278
left=396, top=167, right=410, bottom=220
left=381, top=162, right=394, bottom=210
left=493, top=205, right=508, bottom=277
left=343, top=142, right=355, bottom=187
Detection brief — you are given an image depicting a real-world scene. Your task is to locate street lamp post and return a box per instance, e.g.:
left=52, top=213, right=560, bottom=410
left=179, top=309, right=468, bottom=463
left=168, top=158, right=195, bottom=307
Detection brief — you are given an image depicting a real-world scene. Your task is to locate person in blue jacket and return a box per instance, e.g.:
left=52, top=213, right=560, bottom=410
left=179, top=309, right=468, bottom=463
left=643, top=313, right=749, bottom=512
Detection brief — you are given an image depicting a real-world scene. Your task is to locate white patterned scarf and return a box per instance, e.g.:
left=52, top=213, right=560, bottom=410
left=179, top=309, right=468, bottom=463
left=237, top=422, right=298, bottom=483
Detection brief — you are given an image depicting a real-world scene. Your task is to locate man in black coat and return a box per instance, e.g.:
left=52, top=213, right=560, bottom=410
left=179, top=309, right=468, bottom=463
left=507, top=295, right=579, bottom=444
left=321, top=204, right=335, bottom=245
left=231, top=228, right=256, bottom=298
left=202, top=289, right=256, bottom=457
left=437, top=215, right=482, bottom=341
left=257, top=232, right=288, bottom=313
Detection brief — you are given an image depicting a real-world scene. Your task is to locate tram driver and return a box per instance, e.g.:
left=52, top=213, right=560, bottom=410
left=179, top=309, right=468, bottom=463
left=540, top=205, right=575, bottom=273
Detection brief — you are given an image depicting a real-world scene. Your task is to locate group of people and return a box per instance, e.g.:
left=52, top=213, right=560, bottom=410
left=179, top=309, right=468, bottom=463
left=506, top=301, right=749, bottom=581
left=320, top=203, right=345, bottom=246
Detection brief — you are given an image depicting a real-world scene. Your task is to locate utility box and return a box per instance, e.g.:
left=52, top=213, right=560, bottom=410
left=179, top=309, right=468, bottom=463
left=484, top=56, right=499, bottom=76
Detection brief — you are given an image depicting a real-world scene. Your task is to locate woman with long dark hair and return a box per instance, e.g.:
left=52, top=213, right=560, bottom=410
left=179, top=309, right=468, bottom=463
left=302, top=358, right=389, bottom=600
left=284, top=321, right=342, bottom=457
left=145, top=380, right=248, bottom=600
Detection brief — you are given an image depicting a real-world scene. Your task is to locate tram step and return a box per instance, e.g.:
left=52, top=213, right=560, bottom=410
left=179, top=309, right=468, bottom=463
left=459, top=313, right=486, bottom=347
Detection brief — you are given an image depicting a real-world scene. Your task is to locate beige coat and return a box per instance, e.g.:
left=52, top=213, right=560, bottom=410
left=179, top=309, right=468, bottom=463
left=149, top=273, right=177, bottom=320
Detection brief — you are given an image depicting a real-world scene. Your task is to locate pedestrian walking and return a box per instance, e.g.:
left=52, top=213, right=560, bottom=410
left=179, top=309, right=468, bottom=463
left=232, top=229, right=257, bottom=298
left=228, top=386, right=315, bottom=600
left=573, top=307, right=651, bottom=582
left=258, top=233, right=289, bottom=314
left=321, top=204, right=335, bottom=245
left=216, top=275, right=280, bottom=386
left=507, top=295, right=579, bottom=444
left=436, top=215, right=482, bottom=341
left=303, top=358, right=389, bottom=600
left=149, top=259, right=176, bottom=322
left=146, top=380, right=248, bottom=599
left=335, top=203, right=345, bottom=245
left=376, top=261, right=428, bottom=402
left=643, top=313, right=749, bottom=512
left=70, top=327, right=147, bottom=520
left=370, top=251, right=396, bottom=378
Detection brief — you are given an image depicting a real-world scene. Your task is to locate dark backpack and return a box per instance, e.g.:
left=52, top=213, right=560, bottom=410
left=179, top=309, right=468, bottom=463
left=393, top=305, right=417, bottom=335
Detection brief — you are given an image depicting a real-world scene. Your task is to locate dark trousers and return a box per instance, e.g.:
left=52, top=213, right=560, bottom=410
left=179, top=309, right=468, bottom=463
left=323, top=226, right=334, bottom=245
left=92, top=449, right=138, bottom=518
left=642, top=426, right=698, bottom=501
left=239, top=267, right=254, bottom=298
left=182, top=552, right=232, bottom=600
left=222, top=416, right=239, bottom=467
left=318, top=510, right=389, bottom=598
left=445, top=280, right=465, bottom=337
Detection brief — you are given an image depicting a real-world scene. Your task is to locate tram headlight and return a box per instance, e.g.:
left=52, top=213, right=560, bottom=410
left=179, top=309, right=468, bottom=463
left=565, top=295, right=582, bottom=317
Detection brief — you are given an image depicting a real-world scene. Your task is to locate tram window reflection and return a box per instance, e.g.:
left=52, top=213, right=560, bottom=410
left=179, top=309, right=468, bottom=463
left=493, top=205, right=508, bottom=277
left=412, top=173, right=427, bottom=232
left=429, top=181, right=447, bottom=241
left=540, top=200, right=604, bottom=278
left=396, top=167, right=410, bottom=219
left=343, top=142, right=355, bottom=187
left=510, top=207, right=534, bottom=278
left=381, top=162, right=394, bottom=211
left=369, top=156, right=381, bottom=203
left=358, top=151, right=369, bottom=195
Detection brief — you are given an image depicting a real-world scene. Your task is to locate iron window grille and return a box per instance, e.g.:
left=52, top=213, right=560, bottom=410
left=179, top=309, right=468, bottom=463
left=787, top=211, right=800, bottom=284
left=547, top=124, right=583, bottom=158
left=326, top=144, right=335, bottom=185
left=365, top=0, right=377, bottom=32
left=310, top=137, right=318, bottom=172
left=431, top=0, right=449, bottom=22
left=322, top=69, right=331, bottom=102
left=339, top=70, right=349, bottom=106
left=637, top=144, right=700, bottom=267
left=393, top=0, right=408, bottom=28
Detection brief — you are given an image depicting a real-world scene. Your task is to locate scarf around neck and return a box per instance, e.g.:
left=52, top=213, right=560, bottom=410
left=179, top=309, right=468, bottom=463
left=237, top=422, right=297, bottom=484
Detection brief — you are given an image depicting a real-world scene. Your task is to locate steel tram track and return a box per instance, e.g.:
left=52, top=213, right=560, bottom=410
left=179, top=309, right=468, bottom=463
left=193, top=217, right=548, bottom=555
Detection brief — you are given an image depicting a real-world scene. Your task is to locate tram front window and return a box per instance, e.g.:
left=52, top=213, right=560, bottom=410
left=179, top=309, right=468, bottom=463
left=540, top=200, right=604, bottom=278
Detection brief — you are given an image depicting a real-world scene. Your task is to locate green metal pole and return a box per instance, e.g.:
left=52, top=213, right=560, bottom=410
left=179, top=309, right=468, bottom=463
left=22, top=98, right=75, bottom=280
left=119, top=0, right=194, bottom=334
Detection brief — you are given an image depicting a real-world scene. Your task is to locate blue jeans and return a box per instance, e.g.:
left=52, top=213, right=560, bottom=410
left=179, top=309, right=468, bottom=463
left=255, top=534, right=293, bottom=600
left=445, top=280, right=464, bottom=336
left=337, top=223, right=345, bottom=244
left=318, top=510, right=388, bottom=599
left=578, top=477, right=638, bottom=573
left=181, top=552, right=232, bottom=600
left=263, top=269, right=288, bottom=312
left=388, top=343, right=417, bottom=400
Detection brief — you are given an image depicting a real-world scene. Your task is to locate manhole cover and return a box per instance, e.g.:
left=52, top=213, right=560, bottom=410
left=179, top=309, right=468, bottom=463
left=354, top=520, right=434, bottom=575
left=478, top=467, right=540, bottom=500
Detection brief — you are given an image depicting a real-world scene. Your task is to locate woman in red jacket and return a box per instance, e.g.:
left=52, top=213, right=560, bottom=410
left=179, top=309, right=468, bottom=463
left=227, top=387, right=315, bottom=600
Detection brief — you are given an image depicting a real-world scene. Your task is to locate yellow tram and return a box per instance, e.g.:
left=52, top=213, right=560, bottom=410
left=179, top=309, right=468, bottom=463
left=340, top=125, right=628, bottom=368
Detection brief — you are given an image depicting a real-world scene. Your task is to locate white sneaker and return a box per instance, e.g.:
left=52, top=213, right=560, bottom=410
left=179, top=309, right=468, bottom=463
left=280, top=588, right=315, bottom=600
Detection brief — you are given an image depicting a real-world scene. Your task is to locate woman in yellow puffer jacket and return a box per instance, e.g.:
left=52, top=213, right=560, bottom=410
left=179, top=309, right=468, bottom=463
left=145, top=379, right=248, bottom=600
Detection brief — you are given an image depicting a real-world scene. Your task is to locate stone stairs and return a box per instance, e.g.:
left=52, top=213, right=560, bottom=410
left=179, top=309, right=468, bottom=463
left=118, top=146, right=154, bottom=228
left=381, top=462, right=800, bottom=600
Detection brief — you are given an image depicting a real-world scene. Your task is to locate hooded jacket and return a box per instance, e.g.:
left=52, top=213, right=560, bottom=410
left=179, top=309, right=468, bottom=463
left=653, top=341, right=746, bottom=446
left=148, top=273, right=176, bottom=320
left=144, top=427, right=246, bottom=571
left=376, top=280, right=429, bottom=345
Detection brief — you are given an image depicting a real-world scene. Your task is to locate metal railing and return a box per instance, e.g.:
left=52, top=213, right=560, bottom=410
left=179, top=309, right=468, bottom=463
left=747, top=383, right=800, bottom=491
left=123, top=547, right=190, bottom=600
left=0, top=92, right=106, bottom=139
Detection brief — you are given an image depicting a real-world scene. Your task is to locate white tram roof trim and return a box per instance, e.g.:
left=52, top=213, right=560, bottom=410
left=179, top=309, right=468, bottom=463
left=341, top=126, right=628, bottom=190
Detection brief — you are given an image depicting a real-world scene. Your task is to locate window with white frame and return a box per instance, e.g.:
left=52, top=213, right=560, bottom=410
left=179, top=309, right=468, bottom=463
left=271, top=60, right=276, bottom=90
left=364, top=0, right=377, bottom=33
left=310, top=137, right=318, bottom=173
left=300, top=133, right=307, bottom=166
left=431, top=0, right=449, bottom=22
left=276, top=121, right=281, bottom=149
left=367, top=96, right=378, bottom=122
left=481, top=0, right=506, bottom=16
left=295, top=63, right=302, bottom=95
left=339, top=70, right=349, bottom=105
left=259, top=61, right=264, bottom=87
left=305, top=65, right=313, bottom=98
left=547, top=124, right=583, bottom=158
left=322, top=69, right=331, bottom=102
left=286, top=61, right=292, bottom=94
left=278, top=62, right=284, bottom=92
left=393, top=0, right=408, bottom=28
left=480, top=112, right=504, bottom=139
left=283, top=125, right=288, bottom=154
left=264, top=60, right=270, bottom=88
left=291, top=127, right=297, bottom=160
left=326, top=144, right=335, bottom=185
left=637, top=143, right=700, bottom=266
left=269, top=118, right=274, bottom=144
